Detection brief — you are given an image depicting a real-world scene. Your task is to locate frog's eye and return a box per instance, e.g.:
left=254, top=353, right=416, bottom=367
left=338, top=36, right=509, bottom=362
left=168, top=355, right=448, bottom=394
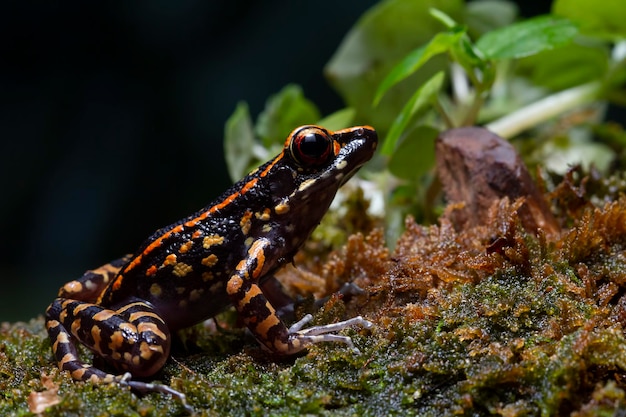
left=289, top=127, right=333, bottom=167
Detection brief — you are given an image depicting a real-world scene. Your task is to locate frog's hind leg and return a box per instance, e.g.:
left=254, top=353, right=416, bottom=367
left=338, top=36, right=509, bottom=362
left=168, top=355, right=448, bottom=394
left=46, top=298, right=192, bottom=412
left=46, top=297, right=171, bottom=379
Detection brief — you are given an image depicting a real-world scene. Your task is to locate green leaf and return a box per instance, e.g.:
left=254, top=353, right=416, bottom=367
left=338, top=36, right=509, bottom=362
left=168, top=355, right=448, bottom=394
left=325, top=0, right=463, bottom=135
left=476, top=15, right=578, bottom=60
left=553, top=0, right=626, bottom=40
left=429, top=8, right=458, bottom=29
left=255, top=84, right=321, bottom=146
left=450, top=32, right=490, bottom=82
left=388, top=125, right=439, bottom=180
left=374, top=29, right=464, bottom=105
left=317, top=108, right=356, bottom=131
left=382, top=71, right=445, bottom=155
left=518, top=43, right=609, bottom=91
left=224, top=102, right=256, bottom=182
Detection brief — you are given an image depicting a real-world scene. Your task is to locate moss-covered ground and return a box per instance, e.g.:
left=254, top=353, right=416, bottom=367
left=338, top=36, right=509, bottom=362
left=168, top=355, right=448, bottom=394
left=3, top=169, right=626, bottom=416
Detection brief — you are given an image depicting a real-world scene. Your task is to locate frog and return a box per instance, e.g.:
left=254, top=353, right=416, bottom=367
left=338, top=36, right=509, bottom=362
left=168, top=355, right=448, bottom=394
left=45, top=125, right=377, bottom=408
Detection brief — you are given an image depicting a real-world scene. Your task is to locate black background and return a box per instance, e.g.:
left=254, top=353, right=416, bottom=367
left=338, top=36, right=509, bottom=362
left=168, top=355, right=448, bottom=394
left=1, top=1, right=550, bottom=321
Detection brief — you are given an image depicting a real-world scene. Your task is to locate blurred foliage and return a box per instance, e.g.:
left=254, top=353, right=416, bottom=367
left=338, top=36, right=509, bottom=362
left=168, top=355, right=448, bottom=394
left=225, top=0, right=626, bottom=237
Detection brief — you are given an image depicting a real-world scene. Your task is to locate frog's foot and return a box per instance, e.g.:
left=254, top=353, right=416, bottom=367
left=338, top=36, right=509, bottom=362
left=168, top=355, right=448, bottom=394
left=118, top=373, right=194, bottom=415
left=288, top=314, right=374, bottom=353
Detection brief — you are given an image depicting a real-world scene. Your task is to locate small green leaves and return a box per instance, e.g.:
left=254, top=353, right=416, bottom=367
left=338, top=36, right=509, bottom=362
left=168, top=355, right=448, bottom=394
left=223, top=0, right=624, bottom=227
left=224, top=102, right=256, bottom=182
left=255, top=84, right=321, bottom=146
left=316, top=108, right=356, bottom=132
left=476, top=15, right=578, bottom=60
left=374, top=30, right=464, bottom=106
left=224, top=85, right=321, bottom=182
left=325, top=0, right=463, bottom=136
left=382, top=71, right=445, bottom=155
left=388, top=125, right=439, bottom=180
left=519, top=44, right=609, bottom=91
left=223, top=86, right=362, bottom=184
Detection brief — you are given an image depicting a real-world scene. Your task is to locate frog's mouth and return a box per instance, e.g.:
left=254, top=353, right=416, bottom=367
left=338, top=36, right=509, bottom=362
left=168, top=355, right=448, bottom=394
left=333, top=126, right=378, bottom=186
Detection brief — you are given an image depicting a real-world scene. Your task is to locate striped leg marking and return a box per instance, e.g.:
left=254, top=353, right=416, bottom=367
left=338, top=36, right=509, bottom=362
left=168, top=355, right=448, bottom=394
left=45, top=297, right=193, bottom=412
left=46, top=297, right=171, bottom=378
left=226, top=238, right=374, bottom=355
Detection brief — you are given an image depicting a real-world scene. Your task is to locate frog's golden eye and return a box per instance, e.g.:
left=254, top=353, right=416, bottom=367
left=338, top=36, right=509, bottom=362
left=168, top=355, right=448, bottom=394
left=289, top=127, right=333, bottom=167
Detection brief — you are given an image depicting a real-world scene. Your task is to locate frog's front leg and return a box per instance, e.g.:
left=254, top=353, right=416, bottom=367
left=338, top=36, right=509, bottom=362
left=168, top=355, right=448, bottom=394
left=45, top=297, right=171, bottom=380
left=226, top=238, right=373, bottom=354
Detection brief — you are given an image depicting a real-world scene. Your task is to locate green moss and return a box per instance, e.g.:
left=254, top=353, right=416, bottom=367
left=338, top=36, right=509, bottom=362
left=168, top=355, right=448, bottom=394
left=4, top=176, right=626, bottom=416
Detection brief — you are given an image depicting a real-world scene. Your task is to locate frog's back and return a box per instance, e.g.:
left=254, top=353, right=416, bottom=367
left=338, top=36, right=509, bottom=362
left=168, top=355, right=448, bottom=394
left=99, top=172, right=276, bottom=328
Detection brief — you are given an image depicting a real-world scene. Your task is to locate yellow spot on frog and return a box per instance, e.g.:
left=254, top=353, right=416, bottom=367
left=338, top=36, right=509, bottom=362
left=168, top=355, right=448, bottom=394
left=62, top=280, right=83, bottom=295
left=172, top=262, right=193, bottom=277
left=189, top=288, right=204, bottom=302
left=201, top=254, right=218, bottom=267
left=255, top=208, right=271, bottom=221
left=240, top=210, right=253, bottom=235
left=150, top=283, right=162, bottom=297
left=297, top=178, right=316, bottom=192
left=162, top=254, right=177, bottom=267
left=202, top=234, right=224, bottom=249
left=274, top=201, right=290, bottom=214
left=91, top=326, right=103, bottom=353
left=109, top=331, right=125, bottom=350
left=179, top=240, right=194, bottom=254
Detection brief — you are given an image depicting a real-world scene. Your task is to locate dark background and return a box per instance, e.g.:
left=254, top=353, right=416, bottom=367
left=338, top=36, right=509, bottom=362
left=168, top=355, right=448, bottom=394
left=1, top=1, right=550, bottom=321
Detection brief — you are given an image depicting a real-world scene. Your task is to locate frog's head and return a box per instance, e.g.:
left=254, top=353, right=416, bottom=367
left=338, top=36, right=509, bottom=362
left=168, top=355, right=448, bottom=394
left=271, top=124, right=377, bottom=217
left=288, top=124, right=376, bottom=182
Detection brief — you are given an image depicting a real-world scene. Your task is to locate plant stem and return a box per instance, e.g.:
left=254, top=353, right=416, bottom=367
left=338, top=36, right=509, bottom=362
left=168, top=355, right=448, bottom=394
left=485, top=81, right=602, bottom=139
left=434, top=100, right=455, bottom=129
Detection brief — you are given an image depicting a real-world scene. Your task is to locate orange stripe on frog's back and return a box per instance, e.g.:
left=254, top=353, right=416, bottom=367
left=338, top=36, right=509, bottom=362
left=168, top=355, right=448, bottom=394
left=120, top=152, right=284, bottom=276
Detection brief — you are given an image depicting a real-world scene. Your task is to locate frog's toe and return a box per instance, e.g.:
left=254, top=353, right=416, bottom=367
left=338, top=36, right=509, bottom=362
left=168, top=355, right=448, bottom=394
left=290, top=315, right=373, bottom=352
